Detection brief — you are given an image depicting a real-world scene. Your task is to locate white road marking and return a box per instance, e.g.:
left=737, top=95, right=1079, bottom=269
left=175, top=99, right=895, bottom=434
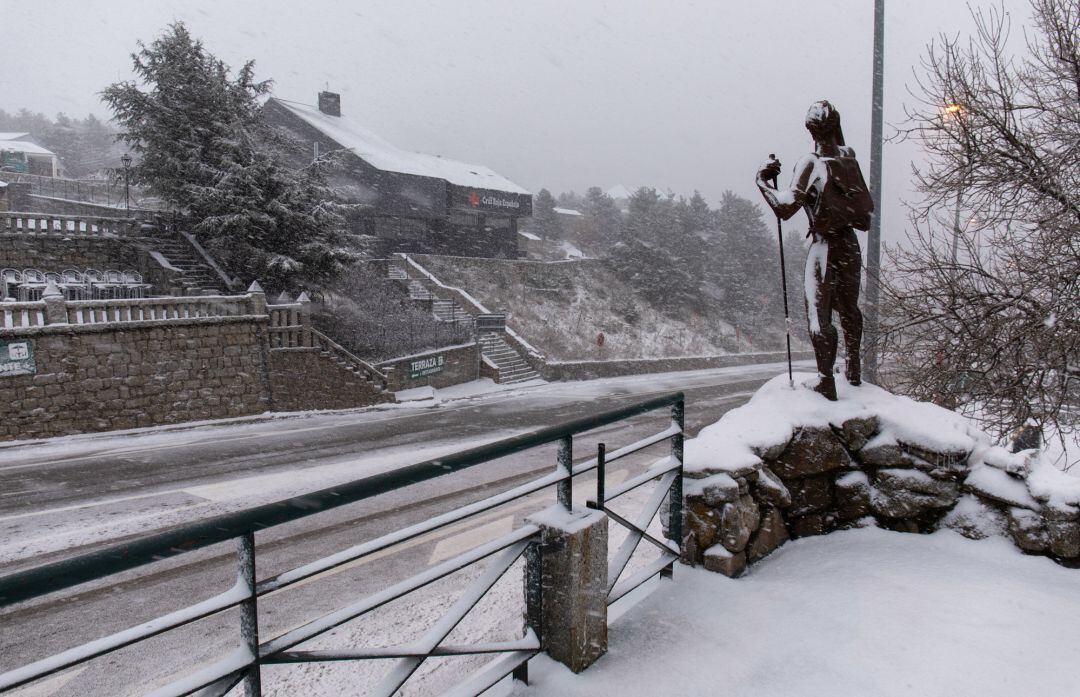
left=428, top=516, right=514, bottom=564
left=0, top=490, right=189, bottom=524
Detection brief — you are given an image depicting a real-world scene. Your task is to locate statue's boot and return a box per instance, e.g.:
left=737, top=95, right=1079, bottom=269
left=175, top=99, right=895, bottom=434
left=845, top=358, right=861, bottom=387
left=814, top=374, right=838, bottom=401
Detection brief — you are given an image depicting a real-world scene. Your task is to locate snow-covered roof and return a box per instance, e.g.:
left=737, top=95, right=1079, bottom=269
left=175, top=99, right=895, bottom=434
left=518, top=230, right=541, bottom=241
left=270, top=98, right=529, bottom=195
left=0, top=132, right=30, bottom=142
left=605, top=184, right=634, bottom=200
left=0, top=140, right=55, bottom=156
left=553, top=207, right=582, bottom=216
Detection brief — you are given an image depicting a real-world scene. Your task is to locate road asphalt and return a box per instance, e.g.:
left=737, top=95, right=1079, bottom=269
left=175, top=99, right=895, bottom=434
left=0, top=361, right=810, bottom=696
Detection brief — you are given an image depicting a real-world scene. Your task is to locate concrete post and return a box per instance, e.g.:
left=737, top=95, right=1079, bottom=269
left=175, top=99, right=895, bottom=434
left=296, top=291, right=312, bottom=347
left=246, top=281, right=266, bottom=316
left=525, top=506, right=608, bottom=673
left=42, top=280, right=67, bottom=325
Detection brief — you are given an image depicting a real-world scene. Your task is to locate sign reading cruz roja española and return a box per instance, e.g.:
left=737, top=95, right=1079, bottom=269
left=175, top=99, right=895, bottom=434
left=409, top=354, right=445, bottom=379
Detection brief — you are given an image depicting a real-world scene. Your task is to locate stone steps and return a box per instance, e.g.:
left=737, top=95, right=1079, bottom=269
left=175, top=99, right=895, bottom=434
left=147, top=233, right=225, bottom=296
left=479, top=333, right=540, bottom=383
left=388, top=261, right=541, bottom=385
left=320, top=350, right=387, bottom=392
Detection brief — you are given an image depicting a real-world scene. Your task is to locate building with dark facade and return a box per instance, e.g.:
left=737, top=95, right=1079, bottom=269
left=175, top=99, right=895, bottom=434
left=261, top=93, right=532, bottom=258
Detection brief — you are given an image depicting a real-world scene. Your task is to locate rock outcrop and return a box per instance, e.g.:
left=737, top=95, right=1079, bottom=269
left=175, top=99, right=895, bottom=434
left=678, top=374, right=1079, bottom=577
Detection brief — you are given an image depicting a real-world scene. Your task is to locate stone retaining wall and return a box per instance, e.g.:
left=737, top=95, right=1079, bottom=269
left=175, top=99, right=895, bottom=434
left=0, top=234, right=143, bottom=276
left=378, top=342, right=480, bottom=391
left=0, top=318, right=269, bottom=440
left=268, top=347, right=392, bottom=411
left=679, top=415, right=1079, bottom=577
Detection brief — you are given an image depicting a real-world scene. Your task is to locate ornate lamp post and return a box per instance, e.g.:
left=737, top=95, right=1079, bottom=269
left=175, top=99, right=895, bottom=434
left=120, top=153, right=132, bottom=211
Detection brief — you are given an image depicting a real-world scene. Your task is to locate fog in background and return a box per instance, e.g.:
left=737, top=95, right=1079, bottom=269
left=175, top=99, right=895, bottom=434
left=4, top=0, right=1033, bottom=244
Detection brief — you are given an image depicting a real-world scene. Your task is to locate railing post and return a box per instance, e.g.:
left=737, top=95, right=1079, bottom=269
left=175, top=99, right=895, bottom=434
left=297, top=291, right=312, bottom=347
left=663, top=399, right=685, bottom=579
left=595, top=443, right=606, bottom=510
left=556, top=435, right=573, bottom=511
left=524, top=506, right=608, bottom=673
left=237, top=531, right=262, bottom=696
left=518, top=538, right=543, bottom=686
left=42, top=280, right=66, bottom=325
left=247, top=281, right=266, bottom=316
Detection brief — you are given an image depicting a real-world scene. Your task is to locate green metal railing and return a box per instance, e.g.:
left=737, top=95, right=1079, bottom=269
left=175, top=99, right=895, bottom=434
left=0, top=391, right=685, bottom=697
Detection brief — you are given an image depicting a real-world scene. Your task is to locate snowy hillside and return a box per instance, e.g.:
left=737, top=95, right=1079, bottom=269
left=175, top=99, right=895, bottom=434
left=409, top=255, right=747, bottom=360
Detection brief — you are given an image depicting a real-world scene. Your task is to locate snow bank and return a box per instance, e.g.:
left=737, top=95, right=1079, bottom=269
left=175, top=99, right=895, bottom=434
left=686, top=372, right=983, bottom=476
left=513, top=527, right=1080, bottom=697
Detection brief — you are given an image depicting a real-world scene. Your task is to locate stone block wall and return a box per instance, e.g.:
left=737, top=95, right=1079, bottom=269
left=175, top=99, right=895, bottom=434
left=378, top=342, right=480, bottom=391
left=680, top=417, right=1079, bottom=577
left=0, top=318, right=269, bottom=440
left=267, top=347, right=392, bottom=412
left=0, top=235, right=142, bottom=274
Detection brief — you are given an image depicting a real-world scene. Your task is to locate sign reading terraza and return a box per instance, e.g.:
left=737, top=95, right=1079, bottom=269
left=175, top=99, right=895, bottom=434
left=0, top=339, right=35, bottom=377
left=409, top=354, right=445, bottom=379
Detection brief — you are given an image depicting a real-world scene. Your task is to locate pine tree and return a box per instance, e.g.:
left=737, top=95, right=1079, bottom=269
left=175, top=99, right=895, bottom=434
left=531, top=188, right=564, bottom=240
left=715, top=191, right=782, bottom=339
left=102, top=22, right=356, bottom=290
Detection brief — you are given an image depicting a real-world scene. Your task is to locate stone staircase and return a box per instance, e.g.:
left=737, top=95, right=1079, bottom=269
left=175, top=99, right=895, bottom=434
left=432, top=298, right=471, bottom=323
left=149, top=234, right=224, bottom=295
left=479, top=332, right=541, bottom=384
left=406, top=278, right=436, bottom=303
left=387, top=259, right=543, bottom=385
left=311, top=329, right=392, bottom=397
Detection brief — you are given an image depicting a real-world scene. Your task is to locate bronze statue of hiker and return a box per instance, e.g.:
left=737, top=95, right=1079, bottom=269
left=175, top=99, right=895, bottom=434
left=755, top=100, right=874, bottom=401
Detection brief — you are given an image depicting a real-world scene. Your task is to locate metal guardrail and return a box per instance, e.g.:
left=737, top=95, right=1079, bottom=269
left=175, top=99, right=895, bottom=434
left=0, top=391, right=685, bottom=696
left=0, top=171, right=163, bottom=210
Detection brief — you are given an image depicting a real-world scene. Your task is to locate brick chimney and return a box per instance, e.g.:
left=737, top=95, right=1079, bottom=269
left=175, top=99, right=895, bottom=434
left=318, top=91, right=341, bottom=117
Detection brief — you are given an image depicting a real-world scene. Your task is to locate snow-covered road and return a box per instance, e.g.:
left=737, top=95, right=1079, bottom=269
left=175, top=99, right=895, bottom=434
left=1, top=362, right=809, bottom=696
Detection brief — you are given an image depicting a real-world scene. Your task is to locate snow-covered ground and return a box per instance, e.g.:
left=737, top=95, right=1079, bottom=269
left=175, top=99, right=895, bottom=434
left=512, top=527, right=1080, bottom=697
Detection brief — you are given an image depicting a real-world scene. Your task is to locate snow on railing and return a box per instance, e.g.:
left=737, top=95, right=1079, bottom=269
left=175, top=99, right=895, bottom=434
left=1, top=293, right=263, bottom=330
left=64, top=295, right=256, bottom=325
left=0, top=301, right=46, bottom=329
left=0, top=211, right=142, bottom=237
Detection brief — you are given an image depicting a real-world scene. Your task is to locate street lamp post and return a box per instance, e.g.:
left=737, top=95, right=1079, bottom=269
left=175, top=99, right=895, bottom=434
left=120, top=153, right=132, bottom=211
left=864, top=0, right=885, bottom=384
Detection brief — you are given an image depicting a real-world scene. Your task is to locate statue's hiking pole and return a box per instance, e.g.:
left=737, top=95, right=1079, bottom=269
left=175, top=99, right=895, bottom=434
left=767, top=154, right=795, bottom=387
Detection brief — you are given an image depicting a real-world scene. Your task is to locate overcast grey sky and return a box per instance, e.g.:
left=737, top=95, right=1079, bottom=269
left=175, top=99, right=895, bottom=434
left=4, top=0, right=1033, bottom=242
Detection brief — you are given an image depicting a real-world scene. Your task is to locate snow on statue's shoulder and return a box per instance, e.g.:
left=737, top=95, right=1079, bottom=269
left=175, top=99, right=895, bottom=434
left=685, top=372, right=982, bottom=476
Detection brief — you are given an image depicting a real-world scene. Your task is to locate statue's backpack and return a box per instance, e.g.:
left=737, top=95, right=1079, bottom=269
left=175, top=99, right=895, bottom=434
left=816, top=153, right=874, bottom=231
